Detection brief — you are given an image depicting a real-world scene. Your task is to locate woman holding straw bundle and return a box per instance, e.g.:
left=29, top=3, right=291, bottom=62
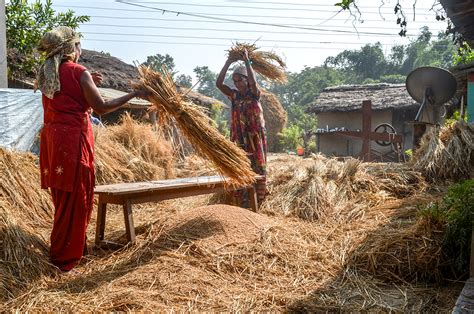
left=36, top=26, right=148, bottom=273
left=216, top=49, right=267, bottom=207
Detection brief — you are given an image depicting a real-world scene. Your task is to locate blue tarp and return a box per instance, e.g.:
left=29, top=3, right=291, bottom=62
left=0, top=88, right=43, bottom=152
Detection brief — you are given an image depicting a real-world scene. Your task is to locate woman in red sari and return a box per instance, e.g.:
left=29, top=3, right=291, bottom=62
left=216, top=49, right=267, bottom=207
left=36, top=26, right=147, bottom=272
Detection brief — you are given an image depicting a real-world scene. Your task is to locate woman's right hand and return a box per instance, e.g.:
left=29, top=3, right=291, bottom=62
left=134, top=89, right=150, bottom=100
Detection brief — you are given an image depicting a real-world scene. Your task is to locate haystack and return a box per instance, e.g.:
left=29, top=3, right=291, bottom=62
left=261, top=154, right=426, bottom=222
left=411, top=121, right=474, bottom=182
left=260, top=91, right=287, bottom=152
left=134, top=66, right=256, bottom=186
left=0, top=148, right=53, bottom=303
left=94, top=114, right=175, bottom=184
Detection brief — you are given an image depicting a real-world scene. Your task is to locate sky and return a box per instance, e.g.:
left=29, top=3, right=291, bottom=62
left=45, top=0, right=449, bottom=79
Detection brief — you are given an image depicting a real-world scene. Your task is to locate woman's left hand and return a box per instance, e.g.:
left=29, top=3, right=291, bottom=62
left=91, top=72, right=103, bottom=86
left=241, top=49, right=250, bottom=62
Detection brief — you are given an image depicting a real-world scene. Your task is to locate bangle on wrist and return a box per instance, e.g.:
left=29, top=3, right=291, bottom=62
left=245, top=60, right=252, bottom=65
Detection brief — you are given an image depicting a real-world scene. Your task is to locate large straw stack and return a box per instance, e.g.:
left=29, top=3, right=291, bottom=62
left=94, top=114, right=175, bottom=184
left=411, top=121, right=474, bottom=182
left=0, top=148, right=53, bottom=302
left=228, top=42, right=287, bottom=83
left=261, top=154, right=426, bottom=222
left=260, top=91, right=287, bottom=152
left=133, top=66, right=256, bottom=187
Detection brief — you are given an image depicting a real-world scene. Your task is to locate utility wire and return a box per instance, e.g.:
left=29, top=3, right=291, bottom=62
left=54, top=4, right=439, bottom=19
left=81, top=31, right=416, bottom=43
left=82, top=22, right=420, bottom=35
left=85, top=14, right=442, bottom=25
left=112, top=1, right=442, bottom=35
left=81, top=37, right=453, bottom=49
left=91, top=1, right=437, bottom=14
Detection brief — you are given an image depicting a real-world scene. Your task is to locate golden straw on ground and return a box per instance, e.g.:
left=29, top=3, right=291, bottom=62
left=228, top=42, right=287, bottom=83
left=134, top=66, right=256, bottom=186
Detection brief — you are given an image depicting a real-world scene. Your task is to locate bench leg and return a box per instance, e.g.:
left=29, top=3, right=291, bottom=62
left=248, top=186, right=258, bottom=212
left=123, top=199, right=136, bottom=244
left=95, top=198, right=107, bottom=246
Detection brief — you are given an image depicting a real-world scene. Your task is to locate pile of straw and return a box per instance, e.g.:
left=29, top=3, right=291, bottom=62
left=0, top=148, right=53, bottom=302
left=228, top=42, right=287, bottom=83
left=411, top=121, right=474, bottom=182
left=260, top=91, right=287, bottom=152
left=94, top=114, right=174, bottom=184
left=133, top=66, right=256, bottom=187
left=261, top=155, right=426, bottom=222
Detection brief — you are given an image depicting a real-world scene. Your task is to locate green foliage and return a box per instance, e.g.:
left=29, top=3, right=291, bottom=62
left=453, top=42, right=474, bottom=66
left=379, top=74, right=406, bottom=84
left=419, top=180, right=474, bottom=278
left=175, top=73, right=193, bottom=88
left=278, top=124, right=304, bottom=152
left=208, top=102, right=229, bottom=137
left=444, top=110, right=469, bottom=126
left=142, top=53, right=177, bottom=76
left=6, top=0, right=90, bottom=78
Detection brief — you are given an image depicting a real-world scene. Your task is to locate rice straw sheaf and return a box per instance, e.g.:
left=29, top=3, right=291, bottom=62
left=228, top=42, right=287, bottom=83
left=411, top=121, right=474, bottom=182
left=133, top=66, right=256, bottom=187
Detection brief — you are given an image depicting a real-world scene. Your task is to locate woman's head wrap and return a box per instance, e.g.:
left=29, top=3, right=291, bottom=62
left=232, top=66, right=248, bottom=78
left=36, top=26, right=80, bottom=99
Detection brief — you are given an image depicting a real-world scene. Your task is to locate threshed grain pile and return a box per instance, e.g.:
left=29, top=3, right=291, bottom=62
left=260, top=91, right=287, bottom=152
left=411, top=120, right=474, bottom=182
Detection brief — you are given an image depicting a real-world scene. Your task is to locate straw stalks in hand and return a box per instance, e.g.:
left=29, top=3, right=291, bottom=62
left=133, top=66, right=256, bottom=187
left=228, top=42, right=287, bottom=83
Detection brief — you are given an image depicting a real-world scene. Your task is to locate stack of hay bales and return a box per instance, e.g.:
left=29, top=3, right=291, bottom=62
left=260, top=91, right=287, bottom=152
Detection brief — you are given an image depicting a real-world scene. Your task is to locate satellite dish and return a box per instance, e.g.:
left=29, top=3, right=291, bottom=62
left=406, top=67, right=457, bottom=122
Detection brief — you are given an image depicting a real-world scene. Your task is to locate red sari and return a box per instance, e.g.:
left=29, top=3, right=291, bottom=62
left=40, top=61, right=95, bottom=271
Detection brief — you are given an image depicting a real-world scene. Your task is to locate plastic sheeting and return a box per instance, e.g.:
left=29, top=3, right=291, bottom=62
left=0, top=88, right=43, bottom=152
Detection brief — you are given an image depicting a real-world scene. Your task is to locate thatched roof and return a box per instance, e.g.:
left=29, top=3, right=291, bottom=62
left=440, top=0, right=474, bottom=47
left=307, top=83, right=418, bottom=114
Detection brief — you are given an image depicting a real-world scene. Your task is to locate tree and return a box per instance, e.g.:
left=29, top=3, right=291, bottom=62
left=325, top=43, right=388, bottom=83
left=141, top=53, right=177, bottom=76
left=175, top=73, right=192, bottom=88
left=6, top=0, right=90, bottom=78
left=193, top=66, right=227, bottom=103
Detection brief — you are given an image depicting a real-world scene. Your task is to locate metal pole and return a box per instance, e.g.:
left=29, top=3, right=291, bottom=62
left=0, top=0, right=7, bottom=88
left=468, top=73, right=474, bottom=123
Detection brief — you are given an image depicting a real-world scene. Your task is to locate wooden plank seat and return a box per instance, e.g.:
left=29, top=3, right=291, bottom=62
left=94, top=175, right=261, bottom=248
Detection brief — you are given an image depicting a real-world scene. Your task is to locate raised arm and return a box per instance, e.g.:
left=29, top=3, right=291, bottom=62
left=216, top=56, right=235, bottom=97
left=242, top=50, right=260, bottom=98
left=80, top=71, right=147, bottom=115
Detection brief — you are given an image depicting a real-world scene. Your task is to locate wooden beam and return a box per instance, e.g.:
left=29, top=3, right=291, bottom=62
left=361, top=100, right=372, bottom=162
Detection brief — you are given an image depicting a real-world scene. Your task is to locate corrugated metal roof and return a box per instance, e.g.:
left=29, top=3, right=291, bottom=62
left=98, top=88, right=151, bottom=108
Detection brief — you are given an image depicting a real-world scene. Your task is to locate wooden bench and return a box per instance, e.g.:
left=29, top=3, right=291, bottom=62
left=94, top=175, right=260, bottom=248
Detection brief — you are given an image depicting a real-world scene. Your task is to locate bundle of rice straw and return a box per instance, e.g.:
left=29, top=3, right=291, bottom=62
left=411, top=121, right=474, bottom=182
left=134, top=66, right=256, bottom=187
left=228, top=42, right=287, bottom=83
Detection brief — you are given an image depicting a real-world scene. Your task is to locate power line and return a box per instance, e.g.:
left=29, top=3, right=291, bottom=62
left=94, top=1, right=437, bottom=15
left=54, top=4, right=442, bottom=20
left=82, top=22, right=420, bottom=36
left=111, top=1, right=444, bottom=35
left=85, top=14, right=443, bottom=25
left=81, top=37, right=453, bottom=49
left=81, top=31, right=416, bottom=44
